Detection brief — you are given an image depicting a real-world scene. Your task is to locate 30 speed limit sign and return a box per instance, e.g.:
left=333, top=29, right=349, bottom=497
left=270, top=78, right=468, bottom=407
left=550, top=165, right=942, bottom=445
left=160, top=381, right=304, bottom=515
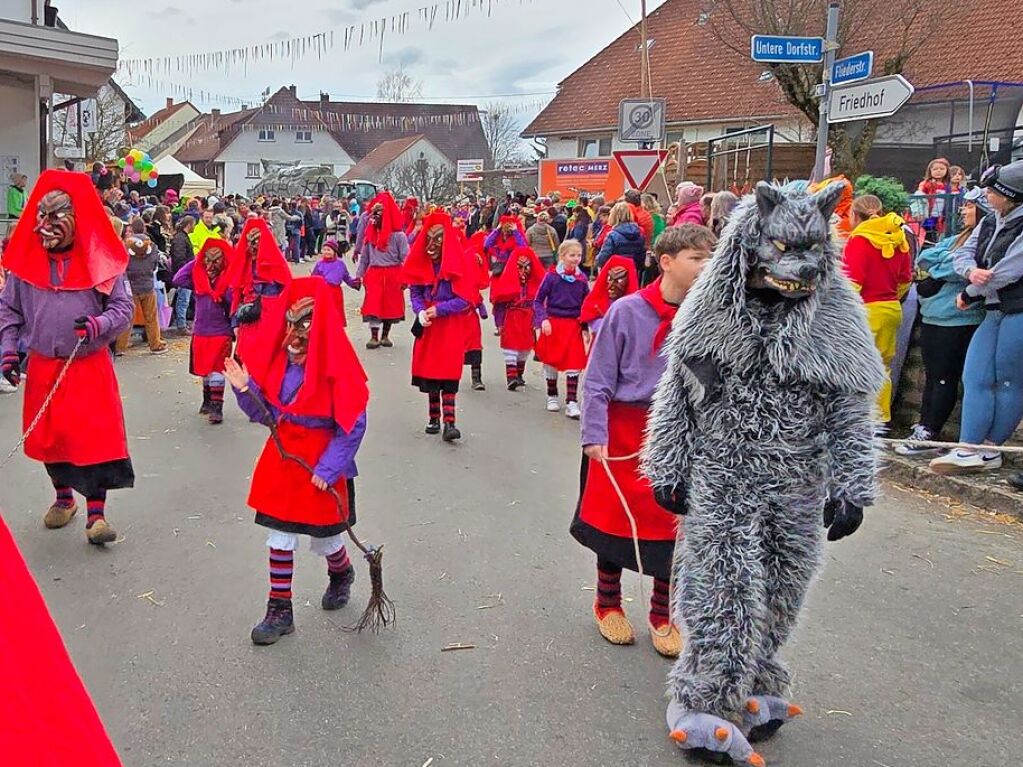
left=618, top=99, right=666, bottom=143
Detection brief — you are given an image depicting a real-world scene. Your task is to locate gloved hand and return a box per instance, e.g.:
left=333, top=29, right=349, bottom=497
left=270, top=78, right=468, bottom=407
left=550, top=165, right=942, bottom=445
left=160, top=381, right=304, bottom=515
left=654, top=484, right=687, bottom=515
left=823, top=498, right=863, bottom=541
left=1, top=352, right=20, bottom=387
left=235, top=301, right=262, bottom=325
left=74, top=315, right=102, bottom=342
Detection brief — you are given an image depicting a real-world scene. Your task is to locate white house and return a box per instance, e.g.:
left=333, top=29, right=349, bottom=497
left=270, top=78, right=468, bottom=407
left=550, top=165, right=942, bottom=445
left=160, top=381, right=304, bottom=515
left=130, top=97, right=202, bottom=159
left=341, top=135, right=452, bottom=188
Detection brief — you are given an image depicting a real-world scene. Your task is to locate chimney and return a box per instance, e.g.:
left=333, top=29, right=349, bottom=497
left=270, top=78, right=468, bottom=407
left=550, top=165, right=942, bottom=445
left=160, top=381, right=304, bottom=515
left=320, top=92, right=330, bottom=109
left=211, top=108, right=221, bottom=118
left=288, top=85, right=297, bottom=98
left=166, top=97, right=174, bottom=109
left=241, top=104, right=249, bottom=110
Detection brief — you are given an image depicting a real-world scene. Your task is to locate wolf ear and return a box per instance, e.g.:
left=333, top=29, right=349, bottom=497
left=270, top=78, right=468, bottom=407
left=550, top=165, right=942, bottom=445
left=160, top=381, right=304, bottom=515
left=755, top=181, right=784, bottom=219
left=811, top=179, right=847, bottom=222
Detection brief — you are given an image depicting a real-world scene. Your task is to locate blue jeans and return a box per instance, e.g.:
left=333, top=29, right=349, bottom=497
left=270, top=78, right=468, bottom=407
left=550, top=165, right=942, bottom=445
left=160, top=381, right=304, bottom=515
left=959, top=310, right=1023, bottom=444
left=173, top=287, right=192, bottom=329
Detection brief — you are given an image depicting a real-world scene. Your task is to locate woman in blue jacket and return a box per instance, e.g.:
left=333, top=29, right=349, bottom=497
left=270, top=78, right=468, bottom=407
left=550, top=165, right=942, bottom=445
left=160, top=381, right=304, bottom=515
left=596, top=202, right=646, bottom=273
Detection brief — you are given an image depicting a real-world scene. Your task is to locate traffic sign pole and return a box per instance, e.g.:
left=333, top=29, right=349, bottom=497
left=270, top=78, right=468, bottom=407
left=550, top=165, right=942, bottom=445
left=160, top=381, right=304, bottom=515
left=813, top=1, right=840, bottom=182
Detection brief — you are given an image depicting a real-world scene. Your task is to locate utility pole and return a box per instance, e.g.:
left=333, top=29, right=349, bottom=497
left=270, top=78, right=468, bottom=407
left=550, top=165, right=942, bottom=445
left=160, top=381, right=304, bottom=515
left=639, top=0, right=650, bottom=99
left=813, top=1, right=840, bottom=182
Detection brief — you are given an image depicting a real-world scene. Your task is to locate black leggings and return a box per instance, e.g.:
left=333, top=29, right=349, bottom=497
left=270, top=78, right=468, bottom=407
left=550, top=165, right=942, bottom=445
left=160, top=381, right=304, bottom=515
left=918, top=322, right=977, bottom=435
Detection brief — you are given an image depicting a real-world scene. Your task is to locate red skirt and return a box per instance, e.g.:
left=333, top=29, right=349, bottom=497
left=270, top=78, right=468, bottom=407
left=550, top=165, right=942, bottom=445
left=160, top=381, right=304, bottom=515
left=361, top=265, right=405, bottom=322
left=24, top=350, right=129, bottom=466
left=500, top=305, right=536, bottom=352
left=535, top=316, right=587, bottom=371
left=412, top=310, right=473, bottom=382
left=466, top=310, right=482, bottom=352
left=248, top=420, right=350, bottom=536
left=578, top=402, right=678, bottom=542
left=189, top=335, right=232, bottom=377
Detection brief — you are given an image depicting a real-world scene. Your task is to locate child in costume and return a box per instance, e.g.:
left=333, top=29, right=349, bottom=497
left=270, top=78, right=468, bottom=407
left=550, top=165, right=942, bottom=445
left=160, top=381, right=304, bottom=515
left=0, top=170, right=134, bottom=545
left=403, top=211, right=481, bottom=442
left=580, top=255, right=639, bottom=338
left=490, top=246, right=543, bottom=390
left=484, top=214, right=527, bottom=278
left=312, top=238, right=361, bottom=309
left=534, top=239, right=590, bottom=419
left=573, top=225, right=715, bottom=658
left=356, top=192, right=408, bottom=349
left=173, top=237, right=234, bottom=424
left=224, top=276, right=369, bottom=646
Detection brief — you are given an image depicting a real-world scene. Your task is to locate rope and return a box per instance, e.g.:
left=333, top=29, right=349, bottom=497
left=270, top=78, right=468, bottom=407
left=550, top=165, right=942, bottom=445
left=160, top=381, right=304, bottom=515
left=0, top=337, right=85, bottom=471
left=596, top=450, right=675, bottom=639
left=879, top=437, right=1023, bottom=454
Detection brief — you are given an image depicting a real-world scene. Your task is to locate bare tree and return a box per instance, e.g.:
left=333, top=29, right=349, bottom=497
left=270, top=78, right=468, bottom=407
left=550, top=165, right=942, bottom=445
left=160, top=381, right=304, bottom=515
left=702, top=0, right=953, bottom=178
left=481, top=101, right=528, bottom=168
left=52, top=85, right=130, bottom=163
left=376, top=67, right=423, bottom=103
left=382, top=155, right=458, bottom=202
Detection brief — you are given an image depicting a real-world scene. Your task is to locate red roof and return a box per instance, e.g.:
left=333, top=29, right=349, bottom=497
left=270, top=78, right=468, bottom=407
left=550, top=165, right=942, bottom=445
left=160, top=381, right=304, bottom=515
left=340, top=135, right=427, bottom=181
left=523, top=0, right=1023, bottom=137
left=128, top=100, right=196, bottom=143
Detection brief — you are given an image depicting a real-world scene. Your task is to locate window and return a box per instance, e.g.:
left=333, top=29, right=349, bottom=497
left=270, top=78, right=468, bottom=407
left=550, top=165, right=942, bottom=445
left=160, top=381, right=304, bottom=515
left=246, top=162, right=261, bottom=178
left=296, top=130, right=312, bottom=143
left=257, top=129, right=275, bottom=142
left=578, top=136, right=612, bottom=158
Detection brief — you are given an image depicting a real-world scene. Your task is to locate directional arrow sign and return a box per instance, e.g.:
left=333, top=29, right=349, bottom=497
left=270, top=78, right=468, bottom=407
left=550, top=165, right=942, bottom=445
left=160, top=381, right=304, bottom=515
left=831, top=51, right=873, bottom=86
left=827, top=74, right=914, bottom=124
left=613, top=149, right=668, bottom=190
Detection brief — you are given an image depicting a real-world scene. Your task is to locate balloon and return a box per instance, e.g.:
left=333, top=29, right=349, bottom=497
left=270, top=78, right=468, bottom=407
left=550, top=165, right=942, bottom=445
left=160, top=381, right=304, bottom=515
left=130, top=149, right=142, bottom=161
left=117, top=158, right=126, bottom=168
left=125, top=154, right=134, bottom=165
left=147, top=178, right=158, bottom=188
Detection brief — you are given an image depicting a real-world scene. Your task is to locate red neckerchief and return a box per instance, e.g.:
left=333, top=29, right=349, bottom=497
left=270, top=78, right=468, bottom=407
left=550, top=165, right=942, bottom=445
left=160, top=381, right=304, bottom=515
left=638, top=277, right=679, bottom=354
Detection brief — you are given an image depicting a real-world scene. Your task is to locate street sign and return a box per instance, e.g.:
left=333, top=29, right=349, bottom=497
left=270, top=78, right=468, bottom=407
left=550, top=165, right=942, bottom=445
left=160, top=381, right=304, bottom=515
left=831, top=51, right=873, bottom=86
left=750, top=35, right=824, bottom=64
left=827, top=74, right=914, bottom=124
left=618, top=99, right=666, bottom=143
left=80, top=98, right=98, bottom=134
left=612, top=149, right=668, bottom=190
left=456, top=158, right=484, bottom=182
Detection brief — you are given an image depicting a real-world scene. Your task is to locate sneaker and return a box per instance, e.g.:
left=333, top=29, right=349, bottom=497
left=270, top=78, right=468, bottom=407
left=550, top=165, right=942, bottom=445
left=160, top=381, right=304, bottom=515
left=565, top=401, right=581, bottom=419
left=546, top=396, right=560, bottom=412
left=929, top=449, right=1002, bottom=475
left=0, top=377, right=16, bottom=394
left=150, top=344, right=169, bottom=355
left=425, top=418, right=441, bottom=435
left=894, top=424, right=940, bottom=456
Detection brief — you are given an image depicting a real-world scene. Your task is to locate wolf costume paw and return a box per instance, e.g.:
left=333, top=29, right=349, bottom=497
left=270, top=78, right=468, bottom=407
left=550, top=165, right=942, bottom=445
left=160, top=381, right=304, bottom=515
left=666, top=700, right=764, bottom=766
left=742, top=695, right=803, bottom=743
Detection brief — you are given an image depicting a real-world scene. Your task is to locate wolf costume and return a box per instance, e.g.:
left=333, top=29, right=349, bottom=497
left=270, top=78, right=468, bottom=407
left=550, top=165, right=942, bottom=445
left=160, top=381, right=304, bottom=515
left=641, top=182, right=884, bottom=766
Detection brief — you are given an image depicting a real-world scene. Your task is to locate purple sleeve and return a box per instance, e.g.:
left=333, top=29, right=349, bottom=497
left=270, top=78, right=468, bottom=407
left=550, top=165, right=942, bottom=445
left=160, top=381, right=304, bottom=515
left=0, top=277, right=24, bottom=357
left=172, top=260, right=195, bottom=289
left=513, top=230, right=527, bottom=247
left=433, top=295, right=470, bottom=317
left=233, top=378, right=279, bottom=425
left=355, top=245, right=370, bottom=278
left=311, top=261, right=325, bottom=279
left=477, top=301, right=489, bottom=320
left=580, top=306, right=623, bottom=446
left=409, top=284, right=427, bottom=315
left=393, top=231, right=410, bottom=261
left=314, top=410, right=368, bottom=484
left=343, top=263, right=361, bottom=289
left=93, top=278, right=134, bottom=343
left=533, top=275, right=553, bottom=327
left=484, top=230, right=499, bottom=250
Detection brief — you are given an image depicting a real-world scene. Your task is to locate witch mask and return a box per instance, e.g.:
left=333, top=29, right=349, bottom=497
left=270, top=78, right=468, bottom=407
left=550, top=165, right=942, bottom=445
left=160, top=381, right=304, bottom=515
left=204, top=246, right=226, bottom=281
left=34, top=190, right=76, bottom=253
left=283, top=296, right=314, bottom=365
left=425, top=224, right=444, bottom=262
left=606, top=266, right=629, bottom=300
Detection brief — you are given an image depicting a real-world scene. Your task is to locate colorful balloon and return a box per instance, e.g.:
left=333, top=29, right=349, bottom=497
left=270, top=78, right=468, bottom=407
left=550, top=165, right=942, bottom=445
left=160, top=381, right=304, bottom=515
left=147, top=178, right=158, bottom=188
left=117, top=158, right=126, bottom=168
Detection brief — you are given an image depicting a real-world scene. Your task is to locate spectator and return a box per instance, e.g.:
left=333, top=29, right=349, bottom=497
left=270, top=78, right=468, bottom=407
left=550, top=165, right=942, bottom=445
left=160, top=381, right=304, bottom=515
left=670, top=182, right=706, bottom=227
left=949, top=165, right=967, bottom=198
left=896, top=187, right=988, bottom=455
left=596, top=202, right=646, bottom=273
left=6, top=174, right=27, bottom=219
left=700, top=193, right=714, bottom=226
left=623, top=188, right=653, bottom=246
left=842, top=194, right=913, bottom=426
left=709, top=191, right=740, bottom=237
left=169, top=216, right=196, bottom=334
left=916, top=157, right=952, bottom=245
left=549, top=203, right=569, bottom=243
left=526, top=210, right=560, bottom=268
left=591, top=205, right=612, bottom=255
left=189, top=208, right=220, bottom=252
left=117, top=219, right=167, bottom=355
left=931, top=160, right=1023, bottom=477
left=569, top=206, right=593, bottom=274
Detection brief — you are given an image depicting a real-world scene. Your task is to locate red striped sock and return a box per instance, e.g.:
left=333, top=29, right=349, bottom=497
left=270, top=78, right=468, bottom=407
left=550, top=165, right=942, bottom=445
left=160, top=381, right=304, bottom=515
left=546, top=376, right=558, bottom=397
left=428, top=391, right=441, bottom=421
left=517, top=360, right=526, bottom=378
left=505, top=363, right=517, bottom=382
left=566, top=374, right=579, bottom=404
left=209, top=383, right=225, bottom=404
left=85, top=492, right=106, bottom=529
left=53, top=485, right=74, bottom=509
left=441, top=392, right=456, bottom=424
left=595, top=561, right=623, bottom=618
left=269, top=548, right=294, bottom=601
left=326, top=545, right=351, bottom=574
left=650, top=577, right=671, bottom=629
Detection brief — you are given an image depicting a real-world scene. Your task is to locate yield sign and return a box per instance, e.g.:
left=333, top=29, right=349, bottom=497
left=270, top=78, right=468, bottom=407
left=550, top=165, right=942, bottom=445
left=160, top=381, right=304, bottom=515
left=612, top=149, right=668, bottom=190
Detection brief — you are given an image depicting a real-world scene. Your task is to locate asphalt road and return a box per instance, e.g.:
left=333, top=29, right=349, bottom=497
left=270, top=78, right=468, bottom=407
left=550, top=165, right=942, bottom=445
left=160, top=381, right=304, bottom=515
left=1, top=291, right=1021, bottom=767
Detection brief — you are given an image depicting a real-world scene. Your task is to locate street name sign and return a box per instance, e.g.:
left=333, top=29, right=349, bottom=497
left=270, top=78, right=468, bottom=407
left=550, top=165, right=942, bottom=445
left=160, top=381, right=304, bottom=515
left=618, top=99, right=666, bottom=143
left=827, top=74, right=914, bottom=124
left=831, top=51, right=873, bottom=86
left=750, top=35, right=824, bottom=64
left=612, top=149, right=668, bottom=190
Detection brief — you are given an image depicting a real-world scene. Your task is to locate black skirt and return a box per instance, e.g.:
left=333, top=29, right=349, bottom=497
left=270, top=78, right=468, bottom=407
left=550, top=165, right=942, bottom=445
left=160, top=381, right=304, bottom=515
left=253, top=478, right=357, bottom=538
left=45, top=459, right=135, bottom=497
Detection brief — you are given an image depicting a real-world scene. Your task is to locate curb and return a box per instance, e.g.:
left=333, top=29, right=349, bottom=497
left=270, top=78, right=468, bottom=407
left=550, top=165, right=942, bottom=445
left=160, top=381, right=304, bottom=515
left=881, top=453, right=1023, bottom=522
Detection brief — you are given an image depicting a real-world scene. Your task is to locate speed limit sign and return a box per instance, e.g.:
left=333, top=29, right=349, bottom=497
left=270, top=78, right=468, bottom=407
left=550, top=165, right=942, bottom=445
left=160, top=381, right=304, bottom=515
left=618, top=99, right=666, bottom=143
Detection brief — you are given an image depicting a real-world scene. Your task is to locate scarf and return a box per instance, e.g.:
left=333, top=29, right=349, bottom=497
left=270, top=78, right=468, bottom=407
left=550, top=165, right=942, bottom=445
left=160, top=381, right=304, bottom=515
left=850, top=213, right=910, bottom=259
left=556, top=261, right=579, bottom=283
left=638, top=277, right=679, bottom=354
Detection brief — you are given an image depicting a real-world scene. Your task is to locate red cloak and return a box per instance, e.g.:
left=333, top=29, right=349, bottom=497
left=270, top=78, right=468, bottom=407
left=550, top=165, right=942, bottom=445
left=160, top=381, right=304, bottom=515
left=192, top=237, right=234, bottom=302
left=3, top=170, right=127, bottom=295
left=580, top=256, right=639, bottom=324
left=227, top=217, right=292, bottom=314
left=363, top=192, right=403, bottom=252
left=0, top=516, right=124, bottom=766
left=401, top=211, right=480, bottom=305
left=490, top=246, right=544, bottom=304
left=401, top=196, right=419, bottom=233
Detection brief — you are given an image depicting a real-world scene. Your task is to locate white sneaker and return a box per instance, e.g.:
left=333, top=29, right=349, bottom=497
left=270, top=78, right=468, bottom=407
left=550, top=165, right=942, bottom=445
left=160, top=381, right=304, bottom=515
left=929, top=449, right=1002, bottom=475
left=546, top=396, right=560, bottom=412
left=894, top=424, right=941, bottom=457
left=565, top=401, right=581, bottom=419
left=0, top=377, right=16, bottom=394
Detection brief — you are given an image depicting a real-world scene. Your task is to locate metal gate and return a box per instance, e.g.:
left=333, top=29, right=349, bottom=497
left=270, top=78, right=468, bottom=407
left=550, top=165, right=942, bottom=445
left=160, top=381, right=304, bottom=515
left=704, top=125, right=775, bottom=192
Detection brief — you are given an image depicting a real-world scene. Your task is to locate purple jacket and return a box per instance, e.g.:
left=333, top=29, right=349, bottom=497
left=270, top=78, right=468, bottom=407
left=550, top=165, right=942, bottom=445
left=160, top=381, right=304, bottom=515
left=172, top=261, right=233, bottom=338
left=312, top=258, right=360, bottom=289
left=581, top=292, right=668, bottom=446
left=409, top=266, right=471, bottom=318
left=355, top=231, right=409, bottom=277
left=234, top=363, right=366, bottom=485
left=0, top=274, right=133, bottom=358
left=533, top=271, right=589, bottom=326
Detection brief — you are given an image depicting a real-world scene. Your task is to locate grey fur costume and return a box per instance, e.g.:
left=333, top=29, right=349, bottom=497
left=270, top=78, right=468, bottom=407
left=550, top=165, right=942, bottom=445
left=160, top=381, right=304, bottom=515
left=642, top=182, right=884, bottom=753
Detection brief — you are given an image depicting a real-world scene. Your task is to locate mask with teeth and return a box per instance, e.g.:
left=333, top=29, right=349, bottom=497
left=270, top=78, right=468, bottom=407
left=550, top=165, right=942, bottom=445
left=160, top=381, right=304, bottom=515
left=246, top=228, right=261, bottom=260
left=283, top=296, right=314, bottom=365
left=425, top=224, right=444, bottom=262
left=606, top=266, right=629, bottom=300
left=204, top=246, right=226, bottom=281
left=516, top=255, right=532, bottom=284
left=34, top=190, right=76, bottom=253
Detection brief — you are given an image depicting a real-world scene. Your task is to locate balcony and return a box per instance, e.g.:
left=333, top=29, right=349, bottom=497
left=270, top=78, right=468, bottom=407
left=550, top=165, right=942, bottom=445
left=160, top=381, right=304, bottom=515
left=0, top=17, right=117, bottom=95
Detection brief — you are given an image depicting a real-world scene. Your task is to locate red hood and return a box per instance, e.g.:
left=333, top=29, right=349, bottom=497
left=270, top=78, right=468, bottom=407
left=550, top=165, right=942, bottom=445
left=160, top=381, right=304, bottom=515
left=401, top=211, right=480, bottom=305
left=228, top=217, right=292, bottom=312
left=580, top=255, right=638, bottom=323
left=192, top=237, right=234, bottom=302
left=364, top=191, right=403, bottom=251
left=490, top=246, right=545, bottom=304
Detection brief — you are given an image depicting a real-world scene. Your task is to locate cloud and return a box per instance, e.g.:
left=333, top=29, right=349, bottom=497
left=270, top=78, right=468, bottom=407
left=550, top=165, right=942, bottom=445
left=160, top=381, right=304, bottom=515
left=268, top=31, right=290, bottom=41
left=380, top=46, right=424, bottom=69
left=323, top=7, right=358, bottom=25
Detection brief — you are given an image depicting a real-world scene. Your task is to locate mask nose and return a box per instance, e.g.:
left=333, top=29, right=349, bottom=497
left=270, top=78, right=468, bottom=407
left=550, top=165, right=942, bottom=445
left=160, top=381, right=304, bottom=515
left=798, top=264, right=820, bottom=281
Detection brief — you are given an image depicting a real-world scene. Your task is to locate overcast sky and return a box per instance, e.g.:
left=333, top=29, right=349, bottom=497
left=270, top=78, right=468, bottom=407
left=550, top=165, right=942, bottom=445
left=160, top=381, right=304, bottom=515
left=61, top=0, right=667, bottom=125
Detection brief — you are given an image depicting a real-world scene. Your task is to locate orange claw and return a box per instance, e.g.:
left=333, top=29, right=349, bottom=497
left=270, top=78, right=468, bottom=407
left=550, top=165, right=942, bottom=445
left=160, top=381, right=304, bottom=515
left=748, top=753, right=766, bottom=767
left=787, top=704, right=804, bottom=718
left=670, top=730, right=688, bottom=743
left=714, top=726, right=730, bottom=742
left=746, top=699, right=761, bottom=714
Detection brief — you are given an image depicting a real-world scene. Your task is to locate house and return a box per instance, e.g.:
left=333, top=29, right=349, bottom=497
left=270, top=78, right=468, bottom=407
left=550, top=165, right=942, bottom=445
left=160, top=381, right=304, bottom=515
left=340, top=135, right=453, bottom=190
left=0, top=0, right=117, bottom=227
left=128, top=97, right=202, bottom=159
left=176, top=86, right=489, bottom=196
left=523, top=0, right=1023, bottom=188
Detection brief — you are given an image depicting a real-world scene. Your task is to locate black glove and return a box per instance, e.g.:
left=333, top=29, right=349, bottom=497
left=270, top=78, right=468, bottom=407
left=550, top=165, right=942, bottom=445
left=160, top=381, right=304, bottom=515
left=74, top=315, right=101, bottom=342
left=653, top=484, right=687, bottom=515
left=235, top=300, right=262, bottom=325
left=1, top=352, right=20, bottom=387
left=823, top=498, right=863, bottom=541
